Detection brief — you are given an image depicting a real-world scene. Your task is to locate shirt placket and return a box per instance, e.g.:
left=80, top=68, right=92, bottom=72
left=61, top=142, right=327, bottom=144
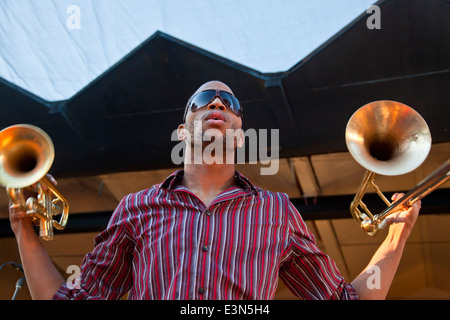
left=196, top=207, right=212, bottom=299
left=170, top=183, right=251, bottom=299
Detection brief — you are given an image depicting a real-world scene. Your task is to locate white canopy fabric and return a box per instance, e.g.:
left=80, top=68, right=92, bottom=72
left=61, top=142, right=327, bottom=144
left=0, top=0, right=375, bottom=101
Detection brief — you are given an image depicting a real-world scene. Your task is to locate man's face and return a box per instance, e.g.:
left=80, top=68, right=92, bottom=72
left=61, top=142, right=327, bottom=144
left=180, top=81, right=243, bottom=149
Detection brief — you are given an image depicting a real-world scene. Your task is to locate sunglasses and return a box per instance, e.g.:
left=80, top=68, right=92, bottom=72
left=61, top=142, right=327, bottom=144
left=183, top=90, right=243, bottom=121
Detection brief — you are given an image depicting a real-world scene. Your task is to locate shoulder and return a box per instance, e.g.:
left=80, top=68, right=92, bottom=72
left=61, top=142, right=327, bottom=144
left=253, top=188, right=291, bottom=203
left=120, top=183, right=164, bottom=204
left=114, top=169, right=183, bottom=216
left=113, top=184, right=164, bottom=216
left=235, top=171, right=290, bottom=201
left=252, top=189, right=309, bottom=232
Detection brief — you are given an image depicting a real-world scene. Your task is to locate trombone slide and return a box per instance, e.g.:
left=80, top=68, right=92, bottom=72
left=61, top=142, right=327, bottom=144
left=351, top=159, right=450, bottom=236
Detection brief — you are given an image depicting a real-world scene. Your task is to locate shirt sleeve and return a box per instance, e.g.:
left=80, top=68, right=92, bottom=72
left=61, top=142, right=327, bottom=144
left=279, top=197, right=359, bottom=300
left=53, top=197, right=135, bottom=300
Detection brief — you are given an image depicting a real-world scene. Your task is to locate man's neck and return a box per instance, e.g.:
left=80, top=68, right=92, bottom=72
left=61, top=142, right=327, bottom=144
left=182, top=163, right=236, bottom=207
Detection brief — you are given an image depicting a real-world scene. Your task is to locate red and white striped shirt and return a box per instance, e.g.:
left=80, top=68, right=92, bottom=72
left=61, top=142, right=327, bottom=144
left=53, top=170, right=358, bottom=300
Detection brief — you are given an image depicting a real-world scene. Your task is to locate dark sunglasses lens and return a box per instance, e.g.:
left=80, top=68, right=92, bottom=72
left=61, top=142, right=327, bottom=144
left=220, top=92, right=242, bottom=116
left=190, top=91, right=216, bottom=112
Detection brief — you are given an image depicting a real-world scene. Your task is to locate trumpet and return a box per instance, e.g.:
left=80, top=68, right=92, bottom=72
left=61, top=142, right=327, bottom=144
left=0, top=124, right=69, bottom=240
left=345, top=101, right=450, bottom=236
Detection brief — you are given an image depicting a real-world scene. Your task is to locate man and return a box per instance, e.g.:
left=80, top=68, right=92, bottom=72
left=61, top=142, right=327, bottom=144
left=9, top=80, right=420, bottom=300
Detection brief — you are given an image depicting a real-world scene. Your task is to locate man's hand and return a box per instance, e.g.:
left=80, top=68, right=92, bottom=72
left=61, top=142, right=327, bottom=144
left=384, top=193, right=421, bottom=240
left=351, top=192, right=421, bottom=299
left=8, top=174, right=58, bottom=237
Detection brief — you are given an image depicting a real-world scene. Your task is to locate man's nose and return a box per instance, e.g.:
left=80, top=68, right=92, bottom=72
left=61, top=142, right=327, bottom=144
left=207, top=97, right=226, bottom=111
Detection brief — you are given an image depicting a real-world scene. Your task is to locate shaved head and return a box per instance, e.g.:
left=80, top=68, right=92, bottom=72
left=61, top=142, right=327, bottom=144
left=192, top=80, right=235, bottom=96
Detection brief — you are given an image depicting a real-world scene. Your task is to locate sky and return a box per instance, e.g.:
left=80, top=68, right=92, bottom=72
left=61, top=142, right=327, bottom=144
left=0, top=0, right=376, bottom=101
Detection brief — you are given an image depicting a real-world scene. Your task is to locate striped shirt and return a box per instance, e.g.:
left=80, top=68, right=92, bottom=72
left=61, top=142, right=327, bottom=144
left=53, top=170, right=358, bottom=300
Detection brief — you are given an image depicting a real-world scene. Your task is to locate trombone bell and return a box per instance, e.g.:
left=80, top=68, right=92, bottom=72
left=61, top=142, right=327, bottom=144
left=345, top=101, right=449, bottom=236
left=0, top=124, right=69, bottom=240
left=346, top=100, right=431, bottom=176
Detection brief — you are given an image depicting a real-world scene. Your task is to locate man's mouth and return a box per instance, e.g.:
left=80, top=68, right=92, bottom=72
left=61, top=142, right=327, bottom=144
left=204, top=111, right=226, bottom=123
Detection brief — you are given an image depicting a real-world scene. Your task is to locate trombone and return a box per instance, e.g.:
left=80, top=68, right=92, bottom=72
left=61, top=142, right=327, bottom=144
left=0, top=124, right=69, bottom=240
left=345, top=101, right=450, bottom=236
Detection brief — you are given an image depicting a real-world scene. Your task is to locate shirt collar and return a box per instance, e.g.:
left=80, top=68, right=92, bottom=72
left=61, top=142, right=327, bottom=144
left=234, top=171, right=259, bottom=193
left=159, top=169, right=184, bottom=190
left=159, top=169, right=259, bottom=194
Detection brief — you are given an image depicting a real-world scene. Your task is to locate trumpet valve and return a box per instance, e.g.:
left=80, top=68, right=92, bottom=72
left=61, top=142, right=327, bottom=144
left=25, top=197, right=48, bottom=223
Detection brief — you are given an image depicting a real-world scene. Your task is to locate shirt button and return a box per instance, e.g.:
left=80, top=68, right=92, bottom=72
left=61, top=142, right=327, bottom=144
left=205, top=210, right=211, bottom=216
left=202, top=245, right=209, bottom=252
left=198, top=287, right=205, bottom=294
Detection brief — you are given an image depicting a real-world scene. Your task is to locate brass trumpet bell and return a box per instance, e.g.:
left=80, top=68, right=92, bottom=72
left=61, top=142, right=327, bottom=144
left=0, top=124, right=69, bottom=240
left=0, top=124, right=54, bottom=188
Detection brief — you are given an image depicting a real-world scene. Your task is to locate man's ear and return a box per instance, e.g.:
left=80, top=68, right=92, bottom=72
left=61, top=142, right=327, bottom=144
left=236, top=128, right=245, bottom=148
left=177, top=124, right=186, bottom=141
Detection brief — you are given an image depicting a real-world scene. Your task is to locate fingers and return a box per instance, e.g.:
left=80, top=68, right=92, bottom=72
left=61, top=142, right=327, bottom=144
left=384, top=192, right=421, bottom=232
left=411, top=199, right=421, bottom=213
left=391, top=192, right=421, bottom=211
left=391, top=192, right=404, bottom=202
left=46, top=174, right=57, bottom=186
left=9, top=202, right=28, bottom=220
left=39, top=174, right=57, bottom=192
left=30, top=174, right=57, bottom=192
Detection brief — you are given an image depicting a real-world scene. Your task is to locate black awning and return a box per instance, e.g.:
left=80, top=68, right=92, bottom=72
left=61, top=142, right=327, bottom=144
left=0, top=0, right=448, bottom=178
